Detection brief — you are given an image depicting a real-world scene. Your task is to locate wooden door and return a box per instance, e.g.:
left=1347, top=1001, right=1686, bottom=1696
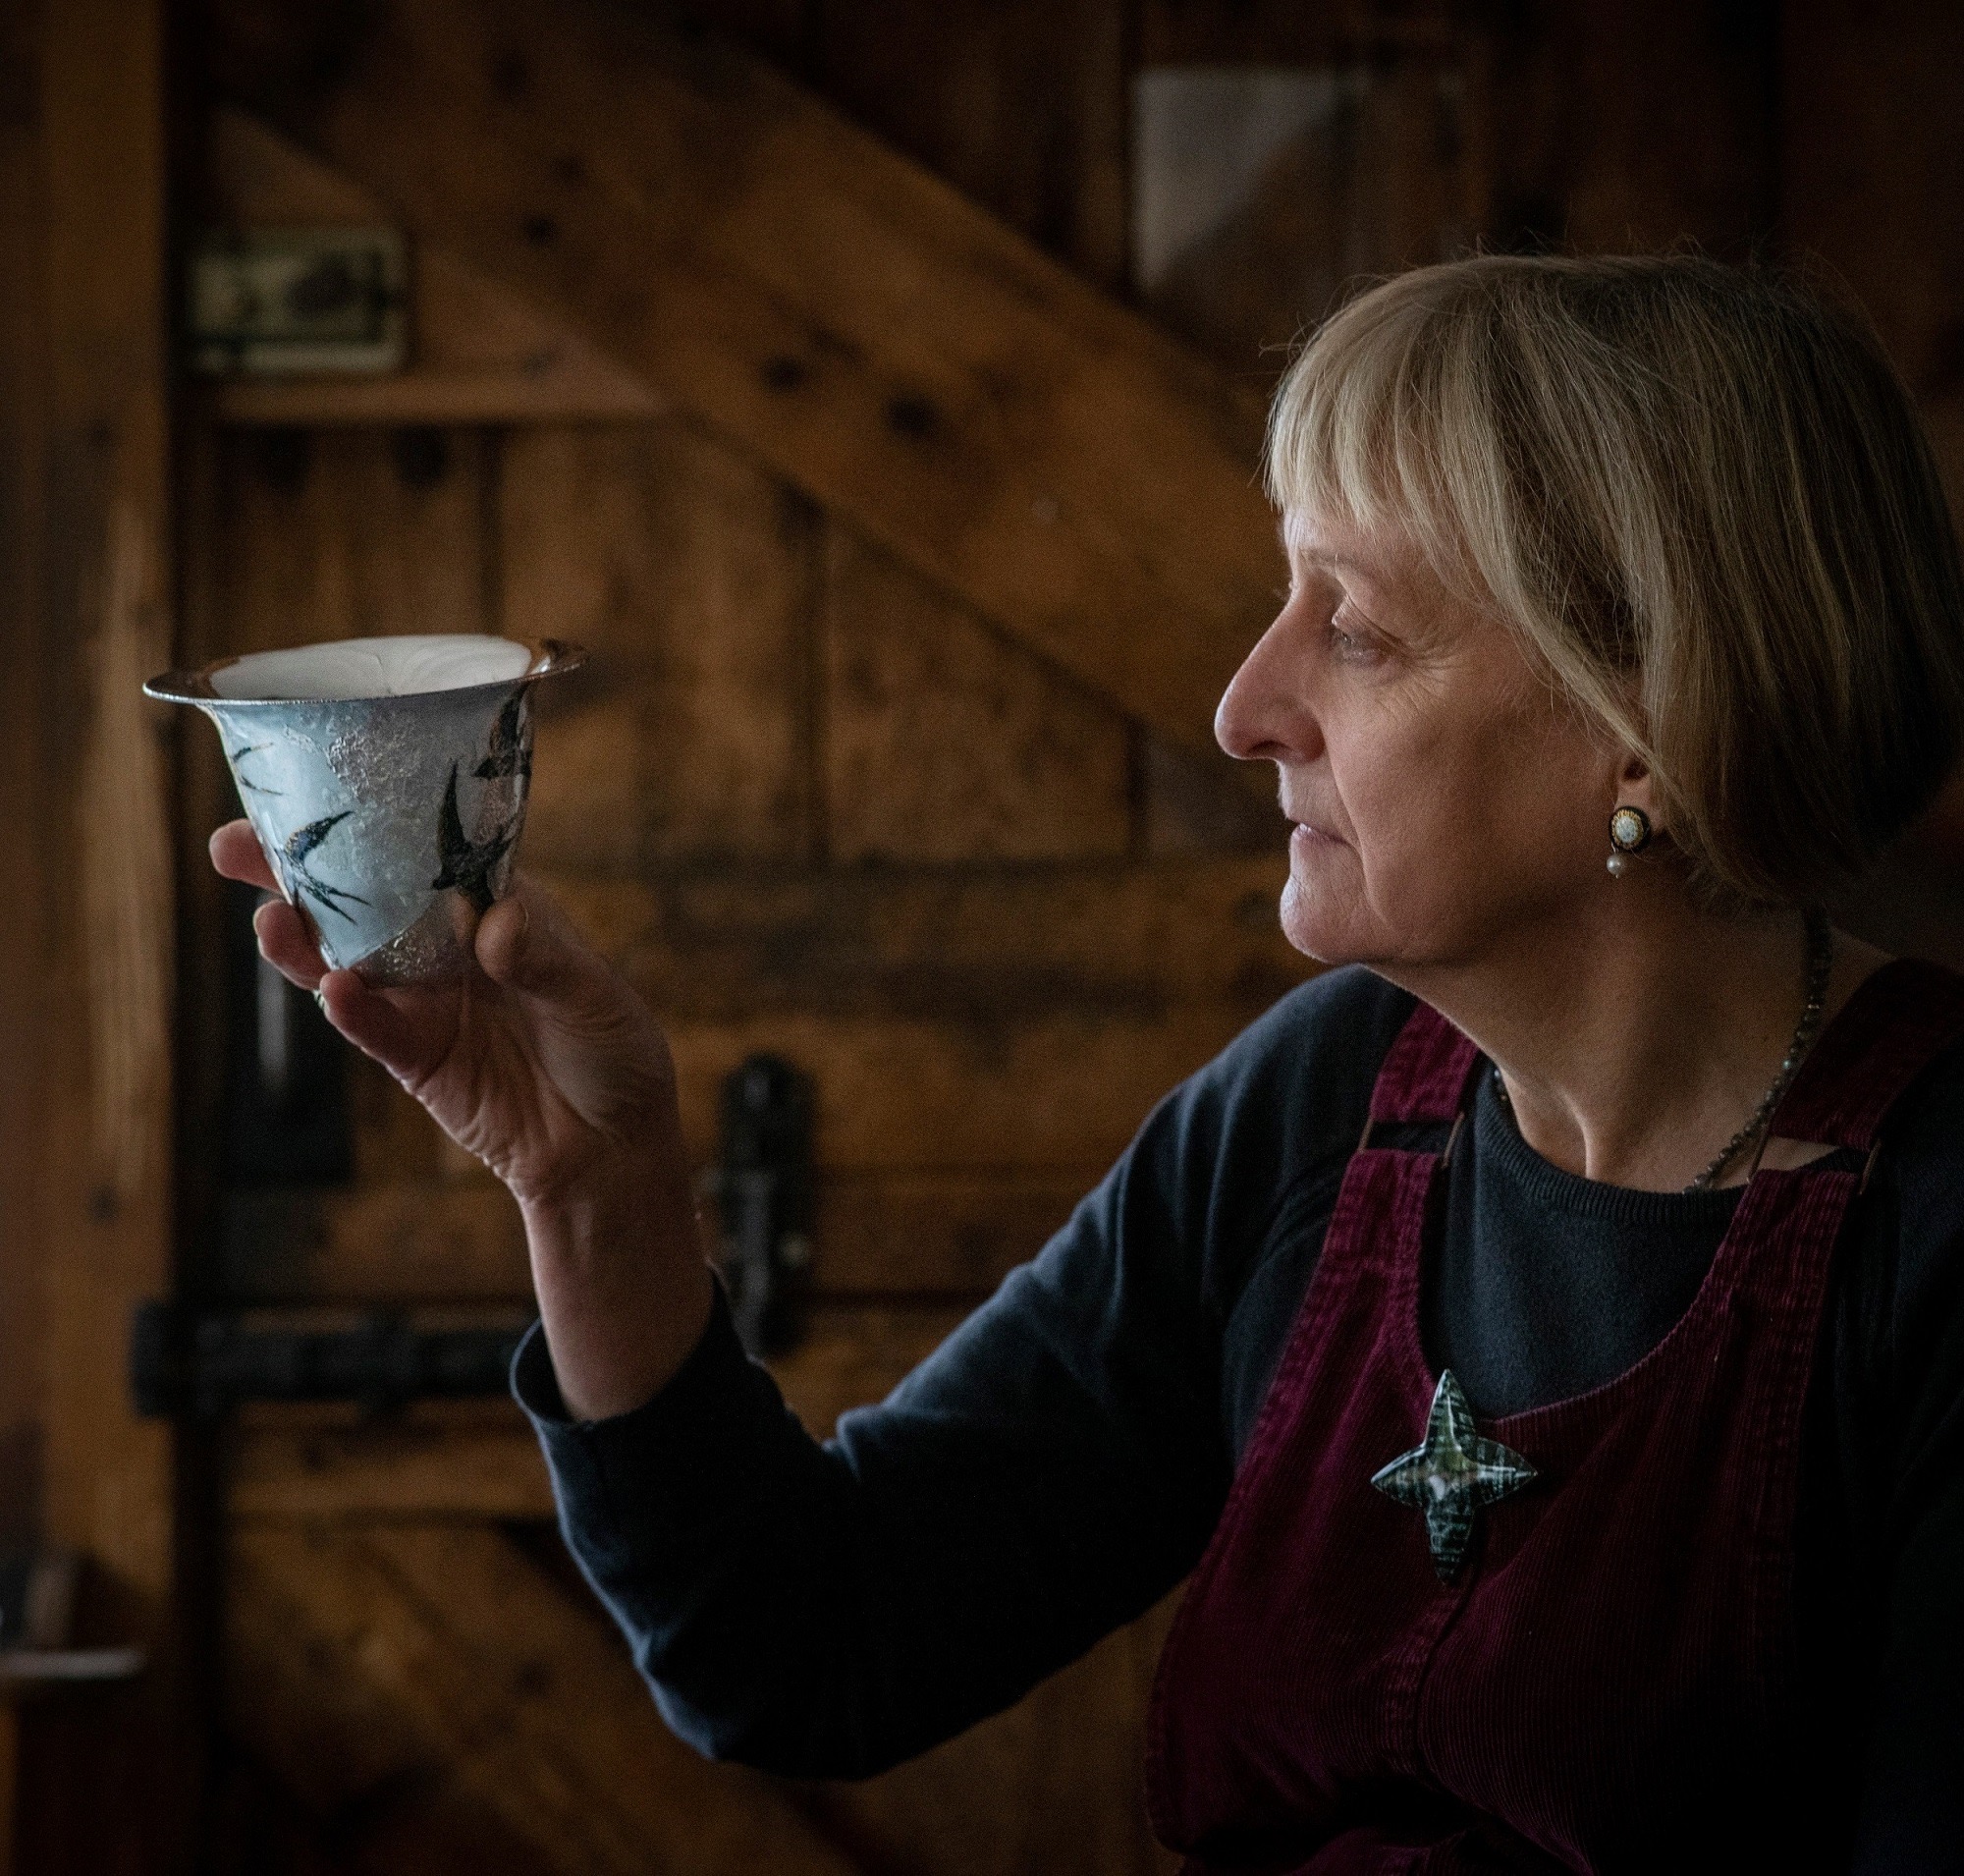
left=181, top=7, right=1299, bottom=1871
left=172, top=2, right=1799, bottom=1871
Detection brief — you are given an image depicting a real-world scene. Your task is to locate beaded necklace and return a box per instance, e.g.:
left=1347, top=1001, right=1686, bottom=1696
left=1490, top=909, right=1835, bottom=1193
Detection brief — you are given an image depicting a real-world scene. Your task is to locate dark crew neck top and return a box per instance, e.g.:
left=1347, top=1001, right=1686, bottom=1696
left=514, top=966, right=1964, bottom=1873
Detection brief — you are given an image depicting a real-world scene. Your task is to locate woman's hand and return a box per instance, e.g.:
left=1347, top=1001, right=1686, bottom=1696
left=210, top=818, right=713, bottom=1417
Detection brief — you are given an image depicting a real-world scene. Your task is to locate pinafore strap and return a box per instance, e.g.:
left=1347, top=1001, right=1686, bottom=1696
left=1365, top=999, right=1481, bottom=1130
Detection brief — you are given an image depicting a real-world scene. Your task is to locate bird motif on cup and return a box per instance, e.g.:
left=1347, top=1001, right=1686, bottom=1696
left=279, top=810, right=369, bottom=924
left=473, top=690, right=533, bottom=785
left=431, top=761, right=516, bottom=912
left=227, top=742, right=283, bottom=796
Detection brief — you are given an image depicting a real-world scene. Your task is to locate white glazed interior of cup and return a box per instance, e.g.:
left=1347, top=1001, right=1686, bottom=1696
left=209, top=634, right=533, bottom=701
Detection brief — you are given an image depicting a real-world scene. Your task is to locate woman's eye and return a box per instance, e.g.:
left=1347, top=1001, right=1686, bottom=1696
left=1329, top=611, right=1384, bottom=664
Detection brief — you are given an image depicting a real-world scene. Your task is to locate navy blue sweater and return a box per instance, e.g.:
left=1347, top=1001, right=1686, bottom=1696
left=515, top=966, right=1964, bottom=1871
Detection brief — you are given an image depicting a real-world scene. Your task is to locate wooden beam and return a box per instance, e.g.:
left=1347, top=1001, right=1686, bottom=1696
left=559, top=857, right=1307, bottom=1170
left=227, top=1301, right=964, bottom=1519
left=230, top=1405, right=556, bottom=1522
left=218, top=1167, right=1090, bottom=1303
left=820, top=527, right=1132, bottom=863
left=541, top=856, right=1304, bottom=1024
left=40, top=0, right=177, bottom=1608
left=231, top=1520, right=872, bottom=1875
left=205, top=0, right=1282, bottom=756
left=497, top=419, right=826, bottom=868
left=0, top=0, right=53, bottom=1563
left=198, top=109, right=665, bottom=426
left=3, top=1, right=191, bottom=1865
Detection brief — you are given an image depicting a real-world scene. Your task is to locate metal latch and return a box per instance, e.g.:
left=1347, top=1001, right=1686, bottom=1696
left=130, top=1304, right=527, bottom=1419
left=706, top=1054, right=814, bottom=1357
left=188, top=227, right=408, bottom=375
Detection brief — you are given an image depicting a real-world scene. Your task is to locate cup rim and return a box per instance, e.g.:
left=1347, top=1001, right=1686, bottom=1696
left=142, top=635, right=588, bottom=706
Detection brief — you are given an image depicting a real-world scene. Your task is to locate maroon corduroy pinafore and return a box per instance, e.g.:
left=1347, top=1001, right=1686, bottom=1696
left=1147, top=961, right=1964, bottom=1874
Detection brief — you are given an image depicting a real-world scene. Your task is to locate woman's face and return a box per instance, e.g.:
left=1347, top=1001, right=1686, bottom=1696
left=1216, top=509, right=1628, bottom=970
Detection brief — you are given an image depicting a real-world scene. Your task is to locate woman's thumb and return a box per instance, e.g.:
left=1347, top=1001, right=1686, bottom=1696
left=476, top=880, right=610, bottom=1013
left=477, top=891, right=532, bottom=984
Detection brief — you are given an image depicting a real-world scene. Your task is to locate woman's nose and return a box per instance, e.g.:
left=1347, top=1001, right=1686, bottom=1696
left=1215, top=614, right=1312, bottom=764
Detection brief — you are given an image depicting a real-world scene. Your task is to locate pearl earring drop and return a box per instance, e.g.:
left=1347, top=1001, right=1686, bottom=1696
left=1607, top=804, right=1653, bottom=877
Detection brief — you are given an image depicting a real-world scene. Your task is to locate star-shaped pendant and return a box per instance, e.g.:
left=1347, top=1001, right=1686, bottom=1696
left=1370, top=1368, right=1537, bottom=1583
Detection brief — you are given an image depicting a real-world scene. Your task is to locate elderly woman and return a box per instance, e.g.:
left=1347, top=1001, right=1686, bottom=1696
left=217, top=254, right=1964, bottom=1871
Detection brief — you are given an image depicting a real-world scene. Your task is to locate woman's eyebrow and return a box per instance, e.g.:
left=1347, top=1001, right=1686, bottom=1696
left=1277, top=520, right=1373, bottom=577
left=1291, top=545, right=1378, bottom=581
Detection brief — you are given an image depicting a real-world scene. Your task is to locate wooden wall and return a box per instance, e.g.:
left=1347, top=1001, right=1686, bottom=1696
left=1, top=0, right=1961, bottom=1869
left=0, top=0, right=182, bottom=1868
left=183, top=4, right=1301, bottom=1868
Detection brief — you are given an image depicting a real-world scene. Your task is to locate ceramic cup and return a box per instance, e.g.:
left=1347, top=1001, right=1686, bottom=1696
left=146, top=634, right=587, bottom=985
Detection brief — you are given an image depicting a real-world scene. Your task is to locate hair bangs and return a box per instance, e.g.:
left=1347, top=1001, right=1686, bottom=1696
left=1264, top=285, right=1512, bottom=625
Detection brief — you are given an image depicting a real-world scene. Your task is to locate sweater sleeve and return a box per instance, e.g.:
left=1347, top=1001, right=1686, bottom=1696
left=512, top=1083, right=1238, bottom=1779
left=511, top=969, right=1398, bottom=1780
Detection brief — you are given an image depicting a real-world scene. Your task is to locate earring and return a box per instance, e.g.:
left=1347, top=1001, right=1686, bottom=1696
left=1606, top=804, right=1652, bottom=877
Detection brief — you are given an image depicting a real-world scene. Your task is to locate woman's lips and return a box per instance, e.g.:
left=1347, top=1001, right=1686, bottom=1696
left=1290, top=822, right=1343, bottom=852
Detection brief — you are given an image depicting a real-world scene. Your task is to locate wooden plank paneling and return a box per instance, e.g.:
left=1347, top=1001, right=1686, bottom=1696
left=547, top=857, right=1300, bottom=1022
left=824, top=528, right=1130, bottom=862
left=799, top=0, right=1128, bottom=289
left=1480, top=0, right=1777, bottom=254
left=220, top=1168, right=1090, bottom=1304
left=242, top=859, right=1285, bottom=1177
left=206, top=0, right=1281, bottom=760
left=807, top=1170, right=1087, bottom=1294
left=212, top=425, right=494, bottom=656
left=230, top=1500, right=1177, bottom=1876
left=230, top=1521, right=870, bottom=1876
left=655, top=1006, right=1249, bottom=1172
left=1780, top=0, right=1964, bottom=863
left=553, top=858, right=1304, bottom=1170
left=3, top=2, right=190, bottom=1867
left=199, top=111, right=663, bottom=426
left=0, top=0, right=52, bottom=1559
left=500, top=423, right=821, bottom=868
left=1141, top=735, right=1280, bottom=857
left=230, top=1406, right=554, bottom=1522
left=222, top=1184, right=531, bottom=1304
left=40, top=0, right=176, bottom=1602
left=1781, top=0, right=1964, bottom=506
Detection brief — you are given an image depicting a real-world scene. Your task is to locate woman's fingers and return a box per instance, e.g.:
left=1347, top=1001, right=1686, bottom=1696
left=314, top=968, right=454, bottom=1087
left=252, top=897, right=327, bottom=990
left=209, top=819, right=280, bottom=892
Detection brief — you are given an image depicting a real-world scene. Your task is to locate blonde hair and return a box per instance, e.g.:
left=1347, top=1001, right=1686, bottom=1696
left=1267, top=253, right=1964, bottom=907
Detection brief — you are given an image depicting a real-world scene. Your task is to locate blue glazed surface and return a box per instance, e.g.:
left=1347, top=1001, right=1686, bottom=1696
left=203, top=680, right=533, bottom=975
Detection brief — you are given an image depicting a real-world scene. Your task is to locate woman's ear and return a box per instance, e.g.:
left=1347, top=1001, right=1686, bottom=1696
left=1612, top=752, right=1657, bottom=824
